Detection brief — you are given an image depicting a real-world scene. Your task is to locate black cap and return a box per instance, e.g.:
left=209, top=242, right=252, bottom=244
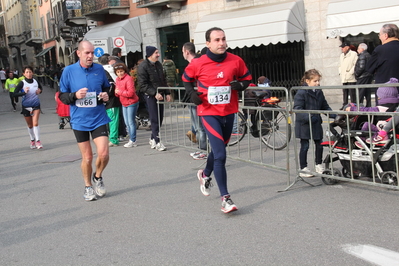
left=339, top=42, right=350, bottom=48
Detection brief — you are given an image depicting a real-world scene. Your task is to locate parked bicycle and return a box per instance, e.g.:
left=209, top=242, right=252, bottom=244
left=229, top=90, right=291, bottom=150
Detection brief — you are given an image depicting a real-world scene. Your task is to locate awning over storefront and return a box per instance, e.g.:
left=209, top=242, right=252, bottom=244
left=35, top=46, right=55, bottom=57
left=194, top=0, right=305, bottom=49
left=84, top=17, right=142, bottom=53
left=326, top=0, right=399, bottom=38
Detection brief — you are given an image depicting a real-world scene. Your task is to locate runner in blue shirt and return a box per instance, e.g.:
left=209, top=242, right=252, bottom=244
left=59, top=41, right=111, bottom=201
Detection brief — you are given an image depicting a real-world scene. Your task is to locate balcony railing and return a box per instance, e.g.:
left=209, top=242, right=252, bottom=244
left=25, top=29, right=43, bottom=47
left=81, top=0, right=130, bottom=18
left=7, top=34, right=24, bottom=47
left=136, top=0, right=185, bottom=13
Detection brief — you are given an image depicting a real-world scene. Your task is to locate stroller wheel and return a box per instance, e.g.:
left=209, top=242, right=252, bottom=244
left=381, top=171, right=398, bottom=186
left=321, top=168, right=341, bottom=185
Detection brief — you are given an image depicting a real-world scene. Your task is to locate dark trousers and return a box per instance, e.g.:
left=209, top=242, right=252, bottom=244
left=118, top=108, right=127, bottom=137
left=201, top=114, right=235, bottom=197
left=342, top=82, right=357, bottom=106
left=9, top=92, right=18, bottom=110
left=299, top=139, right=323, bottom=169
left=357, top=76, right=374, bottom=107
left=145, top=95, right=164, bottom=143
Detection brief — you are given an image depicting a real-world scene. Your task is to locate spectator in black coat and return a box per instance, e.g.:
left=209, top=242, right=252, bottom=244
left=355, top=43, right=373, bottom=107
left=137, top=46, right=171, bottom=151
left=366, top=24, right=399, bottom=86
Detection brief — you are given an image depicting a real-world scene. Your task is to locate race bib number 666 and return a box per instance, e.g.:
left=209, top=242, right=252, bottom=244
left=208, top=86, right=231, bottom=105
left=76, top=92, right=97, bottom=108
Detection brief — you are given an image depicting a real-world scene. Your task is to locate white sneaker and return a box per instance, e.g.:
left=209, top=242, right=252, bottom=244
left=197, top=169, right=212, bottom=196
left=315, top=164, right=324, bottom=174
left=124, top=140, right=137, bottom=148
left=83, top=186, right=97, bottom=201
left=156, top=142, right=166, bottom=151
left=149, top=139, right=156, bottom=149
left=221, top=195, right=238, bottom=213
left=190, top=151, right=201, bottom=157
left=299, top=167, right=314, bottom=178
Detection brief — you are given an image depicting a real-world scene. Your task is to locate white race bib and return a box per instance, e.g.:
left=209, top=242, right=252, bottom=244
left=76, top=92, right=97, bottom=108
left=208, top=86, right=231, bottom=105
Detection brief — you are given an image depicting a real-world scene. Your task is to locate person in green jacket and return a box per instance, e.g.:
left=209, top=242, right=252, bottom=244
left=5, top=72, right=21, bottom=111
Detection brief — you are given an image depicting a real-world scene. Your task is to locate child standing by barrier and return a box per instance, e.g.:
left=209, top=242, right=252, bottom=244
left=294, top=69, right=334, bottom=177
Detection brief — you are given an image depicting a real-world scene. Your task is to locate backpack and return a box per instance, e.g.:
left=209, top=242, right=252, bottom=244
left=163, top=60, right=177, bottom=85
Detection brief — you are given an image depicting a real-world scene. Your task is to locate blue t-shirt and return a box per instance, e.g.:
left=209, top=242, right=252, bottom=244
left=60, top=61, right=111, bottom=131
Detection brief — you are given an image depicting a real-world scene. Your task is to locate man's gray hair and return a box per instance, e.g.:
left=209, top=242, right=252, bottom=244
left=382, top=23, right=399, bottom=38
left=358, top=43, right=367, bottom=50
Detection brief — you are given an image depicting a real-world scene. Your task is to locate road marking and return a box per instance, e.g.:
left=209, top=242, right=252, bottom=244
left=343, top=244, right=399, bottom=266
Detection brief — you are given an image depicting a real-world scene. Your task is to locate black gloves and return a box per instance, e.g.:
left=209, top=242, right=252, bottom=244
left=230, top=80, right=244, bottom=91
left=184, top=81, right=203, bottom=106
left=230, top=80, right=251, bottom=92
left=191, top=91, right=203, bottom=105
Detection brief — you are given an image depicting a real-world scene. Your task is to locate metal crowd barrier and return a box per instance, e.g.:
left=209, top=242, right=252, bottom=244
left=156, top=83, right=399, bottom=192
left=288, top=83, right=399, bottom=191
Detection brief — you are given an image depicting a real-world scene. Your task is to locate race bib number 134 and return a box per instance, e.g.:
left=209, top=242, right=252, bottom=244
left=208, top=86, right=231, bottom=105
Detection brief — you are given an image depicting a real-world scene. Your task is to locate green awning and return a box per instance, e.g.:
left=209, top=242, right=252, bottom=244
left=35, top=46, right=55, bottom=57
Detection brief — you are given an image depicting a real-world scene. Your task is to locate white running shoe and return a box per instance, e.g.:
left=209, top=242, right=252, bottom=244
left=83, top=186, right=97, bottom=201
left=315, top=164, right=325, bottom=174
left=149, top=139, right=156, bottom=149
left=193, top=152, right=207, bottom=160
left=124, top=140, right=137, bottom=148
left=197, top=169, right=213, bottom=196
left=30, top=140, right=36, bottom=149
left=190, top=151, right=201, bottom=157
left=299, top=167, right=314, bottom=178
left=91, top=174, right=106, bottom=197
left=36, top=141, right=43, bottom=149
left=221, top=195, right=238, bottom=213
left=156, top=142, right=166, bottom=151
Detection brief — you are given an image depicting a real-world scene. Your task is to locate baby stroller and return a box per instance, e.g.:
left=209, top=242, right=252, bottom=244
left=55, top=91, right=71, bottom=129
left=321, top=112, right=399, bottom=186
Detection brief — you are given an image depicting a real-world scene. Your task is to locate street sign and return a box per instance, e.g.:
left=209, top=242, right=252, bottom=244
left=91, top=39, right=108, bottom=58
left=112, top=36, right=127, bottom=56
left=94, top=47, right=104, bottom=58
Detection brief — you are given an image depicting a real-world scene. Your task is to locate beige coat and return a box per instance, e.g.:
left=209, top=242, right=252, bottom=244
left=338, top=49, right=358, bottom=83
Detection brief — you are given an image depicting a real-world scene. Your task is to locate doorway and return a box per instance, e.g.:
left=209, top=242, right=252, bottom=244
left=158, top=23, right=190, bottom=86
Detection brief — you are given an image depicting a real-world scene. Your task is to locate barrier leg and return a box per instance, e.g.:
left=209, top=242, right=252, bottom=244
left=278, top=173, right=321, bottom=192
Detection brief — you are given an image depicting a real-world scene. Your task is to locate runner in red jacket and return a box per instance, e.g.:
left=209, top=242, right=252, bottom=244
left=183, top=27, right=252, bottom=213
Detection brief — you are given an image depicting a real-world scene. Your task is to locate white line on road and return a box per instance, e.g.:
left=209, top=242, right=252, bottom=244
left=343, top=244, right=399, bottom=266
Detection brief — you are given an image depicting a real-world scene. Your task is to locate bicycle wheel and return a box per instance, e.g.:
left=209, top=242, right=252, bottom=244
left=228, top=111, right=247, bottom=146
left=260, top=108, right=291, bottom=150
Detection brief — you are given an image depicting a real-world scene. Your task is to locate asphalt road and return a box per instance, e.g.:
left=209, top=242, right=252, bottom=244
left=1, top=85, right=399, bottom=265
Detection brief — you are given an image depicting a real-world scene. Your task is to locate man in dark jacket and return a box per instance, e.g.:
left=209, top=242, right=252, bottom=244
left=137, top=46, right=171, bottom=151
left=355, top=43, right=373, bottom=107
left=366, top=24, right=399, bottom=85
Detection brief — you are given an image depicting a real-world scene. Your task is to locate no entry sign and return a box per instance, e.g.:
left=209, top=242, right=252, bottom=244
left=112, top=36, right=127, bottom=56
